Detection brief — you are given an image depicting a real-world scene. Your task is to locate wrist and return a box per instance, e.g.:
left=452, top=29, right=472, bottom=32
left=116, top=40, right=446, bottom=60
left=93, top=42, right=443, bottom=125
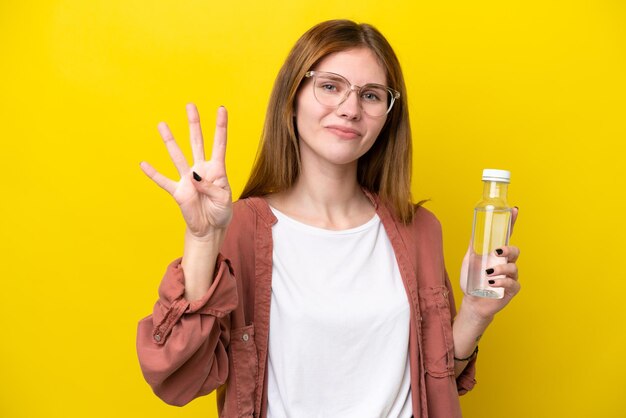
left=453, top=299, right=494, bottom=362
left=185, top=227, right=227, bottom=246
left=181, top=228, right=226, bottom=302
left=459, top=296, right=496, bottom=326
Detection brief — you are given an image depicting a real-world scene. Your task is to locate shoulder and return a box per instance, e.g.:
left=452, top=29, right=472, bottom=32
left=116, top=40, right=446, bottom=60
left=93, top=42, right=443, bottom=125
left=391, top=203, right=444, bottom=250
left=383, top=199, right=442, bottom=235
left=367, top=190, right=441, bottom=233
left=411, top=204, right=442, bottom=232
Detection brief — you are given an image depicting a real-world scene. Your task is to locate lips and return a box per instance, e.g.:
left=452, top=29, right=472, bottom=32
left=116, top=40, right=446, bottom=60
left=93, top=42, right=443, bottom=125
left=325, top=125, right=362, bottom=139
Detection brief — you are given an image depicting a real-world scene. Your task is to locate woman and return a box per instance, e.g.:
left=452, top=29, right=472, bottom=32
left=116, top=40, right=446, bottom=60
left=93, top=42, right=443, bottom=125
left=137, top=19, right=521, bottom=418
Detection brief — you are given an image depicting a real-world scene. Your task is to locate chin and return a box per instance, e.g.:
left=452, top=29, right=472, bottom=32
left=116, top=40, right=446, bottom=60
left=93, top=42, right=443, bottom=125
left=324, top=151, right=366, bottom=166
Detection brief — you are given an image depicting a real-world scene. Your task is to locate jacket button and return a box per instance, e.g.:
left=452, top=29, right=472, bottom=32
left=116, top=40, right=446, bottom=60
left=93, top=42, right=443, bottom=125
left=242, top=333, right=249, bottom=342
left=154, top=333, right=162, bottom=342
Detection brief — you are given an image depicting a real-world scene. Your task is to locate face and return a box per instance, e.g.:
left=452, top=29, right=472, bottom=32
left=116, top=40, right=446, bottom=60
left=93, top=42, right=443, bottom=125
left=294, top=47, right=389, bottom=171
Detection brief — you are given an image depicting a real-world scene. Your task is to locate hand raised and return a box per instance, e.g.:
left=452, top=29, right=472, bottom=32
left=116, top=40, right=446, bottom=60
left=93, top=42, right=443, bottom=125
left=140, top=104, right=233, bottom=239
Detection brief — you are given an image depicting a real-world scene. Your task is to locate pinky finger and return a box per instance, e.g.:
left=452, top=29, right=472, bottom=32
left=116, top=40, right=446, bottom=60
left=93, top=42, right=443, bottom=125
left=488, top=278, right=521, bottom=294
left=140, top=161, right=177, bottom=195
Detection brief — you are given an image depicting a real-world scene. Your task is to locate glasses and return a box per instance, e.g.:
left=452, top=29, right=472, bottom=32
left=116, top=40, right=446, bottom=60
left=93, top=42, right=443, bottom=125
left=304, top=71, right=400, bottom=117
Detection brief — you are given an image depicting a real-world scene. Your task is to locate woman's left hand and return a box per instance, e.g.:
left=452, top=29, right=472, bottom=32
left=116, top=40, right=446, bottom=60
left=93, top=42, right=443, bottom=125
left=459, top=207, right=521, bottom=320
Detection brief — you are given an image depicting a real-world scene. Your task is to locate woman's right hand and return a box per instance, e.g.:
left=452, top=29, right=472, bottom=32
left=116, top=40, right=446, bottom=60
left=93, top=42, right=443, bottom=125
left=140, top=104, right=232, bottom=239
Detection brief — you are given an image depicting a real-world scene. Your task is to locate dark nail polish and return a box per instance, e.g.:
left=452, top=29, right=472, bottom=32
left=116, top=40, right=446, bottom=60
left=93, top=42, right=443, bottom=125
left=485, top=268, right=494, bottom=275
left=193, top=171, right=202, bottom=182
left=488, top=280, right=495, bottom=285
left=495, top=248, right=503, bottom=255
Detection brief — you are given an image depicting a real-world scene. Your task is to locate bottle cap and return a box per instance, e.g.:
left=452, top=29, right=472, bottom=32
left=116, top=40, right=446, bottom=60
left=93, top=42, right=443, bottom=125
left=482, top=169, right=511, bottom=183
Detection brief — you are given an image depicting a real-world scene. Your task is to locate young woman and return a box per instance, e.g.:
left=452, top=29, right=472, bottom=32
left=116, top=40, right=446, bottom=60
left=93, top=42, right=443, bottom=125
left=137, top=19, right=521, bottom=418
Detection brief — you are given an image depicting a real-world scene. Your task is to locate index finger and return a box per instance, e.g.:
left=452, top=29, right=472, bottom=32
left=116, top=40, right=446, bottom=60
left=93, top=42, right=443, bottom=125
left=210, top=106, right=228, bottom=165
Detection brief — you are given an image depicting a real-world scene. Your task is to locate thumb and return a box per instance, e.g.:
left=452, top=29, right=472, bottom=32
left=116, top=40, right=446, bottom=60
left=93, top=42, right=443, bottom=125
left=191, top=171, right=230, bottom=201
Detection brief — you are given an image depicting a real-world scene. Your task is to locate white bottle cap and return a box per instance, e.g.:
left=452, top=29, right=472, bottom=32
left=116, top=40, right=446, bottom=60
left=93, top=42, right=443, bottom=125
left=482, top=169, right=511, bottom=183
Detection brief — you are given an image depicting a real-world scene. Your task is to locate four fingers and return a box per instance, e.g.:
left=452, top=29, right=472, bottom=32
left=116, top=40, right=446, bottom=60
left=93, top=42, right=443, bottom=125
left=486, top=246, right=520, bottom=279
left=142, top=104, right=229, bottom=193
left=487, top=209, right=520, bottom=292
left=486, top=245, right=521, bottom=291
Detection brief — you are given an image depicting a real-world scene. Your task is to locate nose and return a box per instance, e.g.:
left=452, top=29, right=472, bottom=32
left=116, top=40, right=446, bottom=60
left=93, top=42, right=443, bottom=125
left=336, top=87, right=361, bottom=120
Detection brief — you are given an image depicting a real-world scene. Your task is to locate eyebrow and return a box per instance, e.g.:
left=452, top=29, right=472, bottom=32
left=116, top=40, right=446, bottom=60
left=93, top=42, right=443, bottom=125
left=315, top=70, right=387, bottom=87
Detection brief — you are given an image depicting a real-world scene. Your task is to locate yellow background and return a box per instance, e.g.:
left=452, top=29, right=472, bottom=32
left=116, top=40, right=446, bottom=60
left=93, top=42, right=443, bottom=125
left=1, top=0, right=624, bottom=417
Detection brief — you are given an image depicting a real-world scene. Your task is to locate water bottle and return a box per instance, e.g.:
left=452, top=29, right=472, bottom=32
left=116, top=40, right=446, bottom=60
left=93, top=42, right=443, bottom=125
left=466, top=169, right=512, bottom=299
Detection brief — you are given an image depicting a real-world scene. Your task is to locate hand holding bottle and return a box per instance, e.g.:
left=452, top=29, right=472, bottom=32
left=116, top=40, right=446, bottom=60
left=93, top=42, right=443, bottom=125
left=459, top=207, right=521, bottom=320
left=453, top=214, right=520, bottom=375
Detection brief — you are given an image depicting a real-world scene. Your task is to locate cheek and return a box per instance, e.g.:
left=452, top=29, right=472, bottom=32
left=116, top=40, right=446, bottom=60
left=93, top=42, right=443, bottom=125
left=294, top=84, right=314, bottom=117
left=294, top=96, right=324, bottom=135
left=367, top=119, right=387, bottom=142
left=294, top=92, right=309, bottom=128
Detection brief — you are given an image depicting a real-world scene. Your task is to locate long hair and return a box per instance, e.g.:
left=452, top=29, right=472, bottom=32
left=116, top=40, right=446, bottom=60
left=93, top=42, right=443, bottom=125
left=240, top=19, right=415, bottom=223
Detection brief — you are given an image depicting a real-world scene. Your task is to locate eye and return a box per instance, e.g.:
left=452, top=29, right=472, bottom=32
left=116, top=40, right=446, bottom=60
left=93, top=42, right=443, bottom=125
left=315, top=75, right=346, bottom=94
left=320, top=82, right=338, bottom=92
left=361, top=90, right=382, bottom=102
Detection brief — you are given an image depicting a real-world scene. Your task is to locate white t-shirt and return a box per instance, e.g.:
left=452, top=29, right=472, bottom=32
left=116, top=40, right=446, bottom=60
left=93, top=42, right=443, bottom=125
left=267, top=207, right=412, bottom=418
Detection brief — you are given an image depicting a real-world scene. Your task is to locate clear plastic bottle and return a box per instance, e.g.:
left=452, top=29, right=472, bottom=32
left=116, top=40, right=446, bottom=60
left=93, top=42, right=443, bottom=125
left=466, top=169, right=512, bottom=299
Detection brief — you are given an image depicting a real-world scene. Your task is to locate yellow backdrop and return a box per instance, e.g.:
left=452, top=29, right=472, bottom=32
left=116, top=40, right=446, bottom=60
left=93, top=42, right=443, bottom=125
left=1, top=0, right=624, bottom=417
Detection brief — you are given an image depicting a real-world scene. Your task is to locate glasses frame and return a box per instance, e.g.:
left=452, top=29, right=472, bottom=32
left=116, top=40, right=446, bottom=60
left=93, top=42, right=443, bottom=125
left=304, top=70, right=401, bottom=117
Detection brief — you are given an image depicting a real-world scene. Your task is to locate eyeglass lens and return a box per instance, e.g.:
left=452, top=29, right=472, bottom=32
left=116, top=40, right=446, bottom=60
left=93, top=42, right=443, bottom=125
left=312, top=73, right=392, bottom=117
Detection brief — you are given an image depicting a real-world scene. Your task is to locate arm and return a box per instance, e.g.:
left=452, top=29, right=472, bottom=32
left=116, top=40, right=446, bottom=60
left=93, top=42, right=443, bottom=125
left=452, top=244, right=520, bottom=376
left=182, top=226, right=228, bottom=300
left=140, top=104, right=233, bottom=301
left=137, top=256, right=238, bottom=405
left=137, top=104, right=235, bottom=403
left=452, top=300, right=492, bottom=377
left=453, top=208, right=521, bottom=377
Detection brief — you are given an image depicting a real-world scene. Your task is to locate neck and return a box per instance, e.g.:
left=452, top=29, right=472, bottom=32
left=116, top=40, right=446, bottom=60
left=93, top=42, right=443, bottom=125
left=269, top=161, right=374, bottom=230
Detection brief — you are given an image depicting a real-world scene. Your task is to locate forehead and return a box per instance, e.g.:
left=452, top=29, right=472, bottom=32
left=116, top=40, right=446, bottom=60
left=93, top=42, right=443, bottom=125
left=314, top=48, right=387, bottom=85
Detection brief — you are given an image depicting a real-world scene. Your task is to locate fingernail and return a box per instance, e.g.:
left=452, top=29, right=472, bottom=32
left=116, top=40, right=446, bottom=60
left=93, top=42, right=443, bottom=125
left=485, top=268, right=494, bottom=275
left=495, top=248, right=503, bottom=255
left=488, top=280, right=495, bottom=285
left=193, top=171, right=202, bottom=182
left=514, top=206, right=519, bottom=210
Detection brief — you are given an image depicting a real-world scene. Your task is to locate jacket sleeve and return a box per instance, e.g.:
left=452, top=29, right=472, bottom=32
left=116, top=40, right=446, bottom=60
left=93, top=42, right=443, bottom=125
left=445, top=269, right=478, bottom=395
left=136, top=255, right=239, bottom=406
